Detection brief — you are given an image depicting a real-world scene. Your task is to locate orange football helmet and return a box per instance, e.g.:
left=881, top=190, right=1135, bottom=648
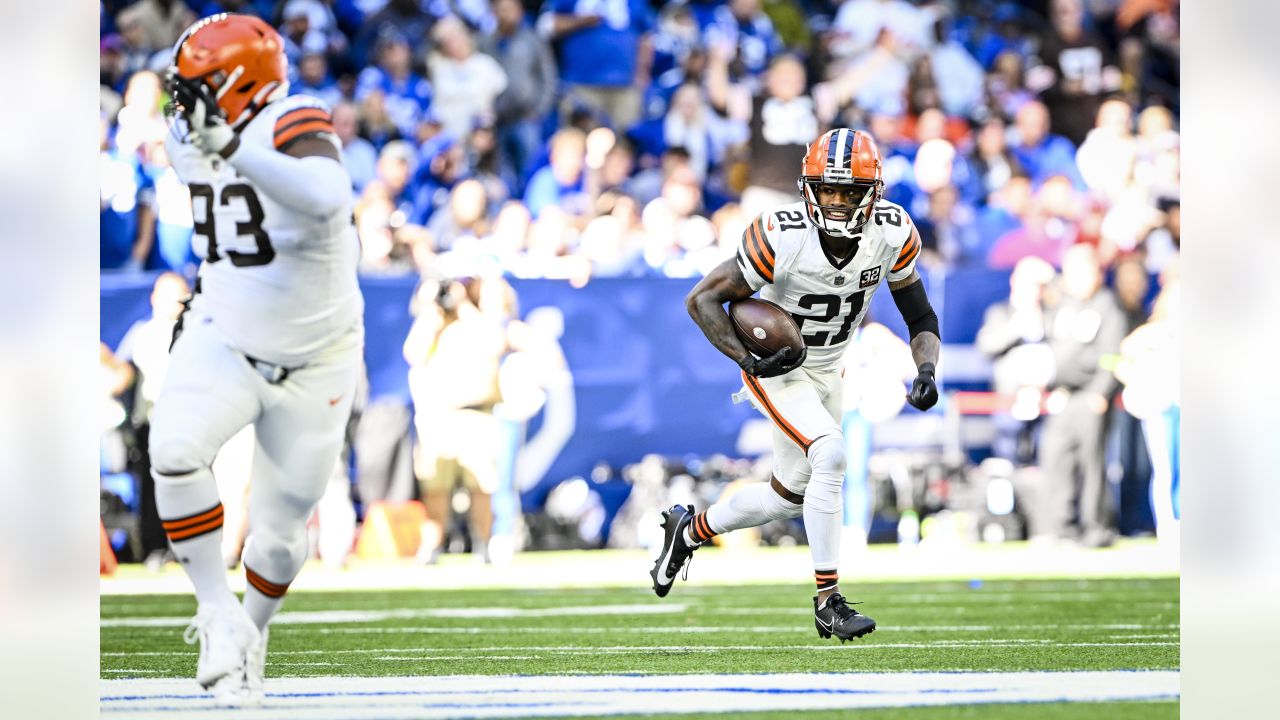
left=798, top=128, right=883, bottom=238
left=168, top=14, right=289, bottom=130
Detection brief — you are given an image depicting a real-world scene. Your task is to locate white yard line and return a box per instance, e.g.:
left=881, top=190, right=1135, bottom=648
left=103, top=640, right=1177, bottom=661
left=99, top=671, right=1179, bottom=719
left=100, top=604, right=687, bottom=628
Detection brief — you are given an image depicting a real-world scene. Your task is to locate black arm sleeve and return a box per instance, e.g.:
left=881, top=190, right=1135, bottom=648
left=891, top=279, right=940, bottom=340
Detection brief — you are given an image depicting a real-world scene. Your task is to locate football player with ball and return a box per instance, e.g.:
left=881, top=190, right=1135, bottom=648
left=650, top=129, right=941, bottom=642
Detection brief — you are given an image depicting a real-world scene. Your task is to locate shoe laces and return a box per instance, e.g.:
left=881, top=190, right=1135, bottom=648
left=826, top=594, right=862, bottom=621
left=183, top=607, right=217, bottom=645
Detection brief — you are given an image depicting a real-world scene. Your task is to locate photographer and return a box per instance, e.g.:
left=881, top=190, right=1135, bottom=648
left=404, top=277, right=508, bottom=563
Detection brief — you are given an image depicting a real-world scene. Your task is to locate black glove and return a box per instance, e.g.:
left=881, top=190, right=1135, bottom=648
left=165, top=69, right=237, bottom=155
left=907, top=362, right=939, bottom=410
left=738, top=345, right=805, bottom=379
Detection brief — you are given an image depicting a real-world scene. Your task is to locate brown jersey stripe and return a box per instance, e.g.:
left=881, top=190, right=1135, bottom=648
left=274, top=119, right=335, bottom=149
left=741, top=232, right=771, bottom=282
left=742, top=372, right=812, bottom=451
left=166, top=516, right=224, bottom=542
left=162, top=504, right=224, bottom=531
left=753, top=218, right=775, bottom=264
left=273, top=107, right=330, bottom=132
left=893, top=241, right=921, bottom=272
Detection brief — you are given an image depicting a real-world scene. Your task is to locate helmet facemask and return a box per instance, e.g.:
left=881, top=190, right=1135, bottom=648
left=799, top=177, right=881, bottom=239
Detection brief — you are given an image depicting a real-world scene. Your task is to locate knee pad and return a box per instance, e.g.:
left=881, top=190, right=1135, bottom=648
left=762, top=486, right=804, bottom=521
left=804, top=434, right=846, bottom=514
left=807, top=433, right=847, bottom=483
left=245, top=527, right=308, bottom=576
left=149, top=433, right=213, bottom=481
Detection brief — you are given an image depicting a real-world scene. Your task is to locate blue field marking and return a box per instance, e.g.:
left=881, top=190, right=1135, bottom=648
left=103, top=685, right=1002, bottom=703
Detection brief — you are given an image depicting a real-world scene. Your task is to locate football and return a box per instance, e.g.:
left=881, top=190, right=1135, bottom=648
left=728, top=298, right=806, bottom=359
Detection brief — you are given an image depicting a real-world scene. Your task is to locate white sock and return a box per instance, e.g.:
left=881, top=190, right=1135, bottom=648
left=241, top=529, right=308, bottom=631
left=154, top=468, right=238, bottom=609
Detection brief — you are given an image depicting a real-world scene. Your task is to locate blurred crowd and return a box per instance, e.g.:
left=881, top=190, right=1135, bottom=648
left=100, top=0, right=1181, bottom=560
left=101, top=0, right=1180, bottom=281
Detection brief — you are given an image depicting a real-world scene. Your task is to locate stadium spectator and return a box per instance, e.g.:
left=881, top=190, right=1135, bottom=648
left=926, top=13, right=985, bottom=119
left=115, top=272, right=191, bottom=567
left=972, top=2, right=1035, bottom=69
left=1034, top=0, right=1121, bottom=147
left=1038, top=243, right=1126, bottom=547
left=711, top=52, right=818, bottom=217
left=355, top=31, right=434, bottom=139
left=968, top=116, right=1024, bottom=204
left=524, top=127, right=591, bottom=219
left=332, top=101, right=378, bottom=192
left=703, top=0, right=784, bottom=84
left=662, top=82, right=745, bottom=184
left=428, top=178, right=491, bottom=253
left=985, top=48, right=1035, bottom=120
left=648, top=2, right=701, bottom=80
left=828, top=0, right=931, bottom=62
left=1108, top=254, right=1155, bottom=535
left=479, top=0, right=559, bottom=194
left=427, top=15, right=509, bottom=140
left=1009, top=100, right=1084, bottom=189
left=116, top=0, right=194, bottom=52
left=99, top=114, right=155, bottom=271
left=291, top=51, right=344, bottom=108
left=1115, top=262, right=1180, bottom=548
left=976, top=256, right=1056, bottom=464
left=279, top=0, right=330, bottom=69
left=353, top=0, right=437, bottom=65
left=1076, top=98, right=1137, bottom=203
left=542, top=0, right=654, bottom=132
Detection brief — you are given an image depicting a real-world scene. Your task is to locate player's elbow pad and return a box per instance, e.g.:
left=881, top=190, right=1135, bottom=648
left=891, top=280, right=939, bottom=340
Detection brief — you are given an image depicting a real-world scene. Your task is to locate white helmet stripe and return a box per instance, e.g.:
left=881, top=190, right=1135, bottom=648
left=833, top=128, right=849, bottom=170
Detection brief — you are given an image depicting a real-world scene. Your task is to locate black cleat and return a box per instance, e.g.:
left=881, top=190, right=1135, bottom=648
left=814, top=593, right=876, bottom=642
left=650, top=504, right=699, bottom=597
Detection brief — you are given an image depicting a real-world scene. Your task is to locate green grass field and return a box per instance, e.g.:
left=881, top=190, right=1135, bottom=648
left=101, top=572, right=1178, bottom=718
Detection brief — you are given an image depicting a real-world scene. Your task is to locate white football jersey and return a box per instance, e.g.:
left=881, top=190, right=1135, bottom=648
left=164, top=95, right=362, bottom=367
left=737, top=199, right=920, bottom=370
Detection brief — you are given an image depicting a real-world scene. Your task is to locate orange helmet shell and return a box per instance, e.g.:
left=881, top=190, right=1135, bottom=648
left=800, top=128, right=883, bottom=185
left=172, top=14, right=288, bottom=128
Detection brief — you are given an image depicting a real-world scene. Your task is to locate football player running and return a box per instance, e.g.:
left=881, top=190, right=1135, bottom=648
left=151, top=14, right=363, bottom=705
left=651, top=129, right=940, bottom=641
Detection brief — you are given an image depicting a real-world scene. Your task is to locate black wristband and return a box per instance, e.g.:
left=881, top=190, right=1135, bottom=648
left=917, top=362, right=936, bottom=377
left=737, top=354, right=755, bottom=370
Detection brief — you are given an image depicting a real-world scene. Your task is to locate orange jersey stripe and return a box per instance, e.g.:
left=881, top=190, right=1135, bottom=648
left=748, top=224, right=774, bottom=282
left=893, top=240, right=920, bottom=272
left=274, top=119, right=335, bottom=149
left=166, top=516, right=224, bottom=542
left=753, top=218, right=775, bottom=264
left=742, top=232, right=771, bottom=282
left=162, top=504, right=224, bottom=532
left=273, top=107, right=330, bottom=132
left=742, top=373, right=812, bottom=451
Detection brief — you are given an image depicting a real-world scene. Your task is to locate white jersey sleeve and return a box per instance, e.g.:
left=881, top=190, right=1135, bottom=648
left=735, top=208, right=803, bottom=290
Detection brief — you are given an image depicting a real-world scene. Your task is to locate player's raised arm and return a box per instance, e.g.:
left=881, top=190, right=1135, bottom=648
left=888, top=226, right=941, bottom=410
left=686, top=258, right=798, bottom=378
left=167, top=74, right=350, bottom=222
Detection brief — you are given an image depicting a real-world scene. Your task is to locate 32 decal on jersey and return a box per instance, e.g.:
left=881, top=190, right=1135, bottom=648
left=189, top=182, right=276, bottom=267
left=790, top=291, right=866, bottom=347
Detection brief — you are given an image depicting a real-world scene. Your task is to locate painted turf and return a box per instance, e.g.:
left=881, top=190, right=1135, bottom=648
left=101, top=671, right=1179, bottom=719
